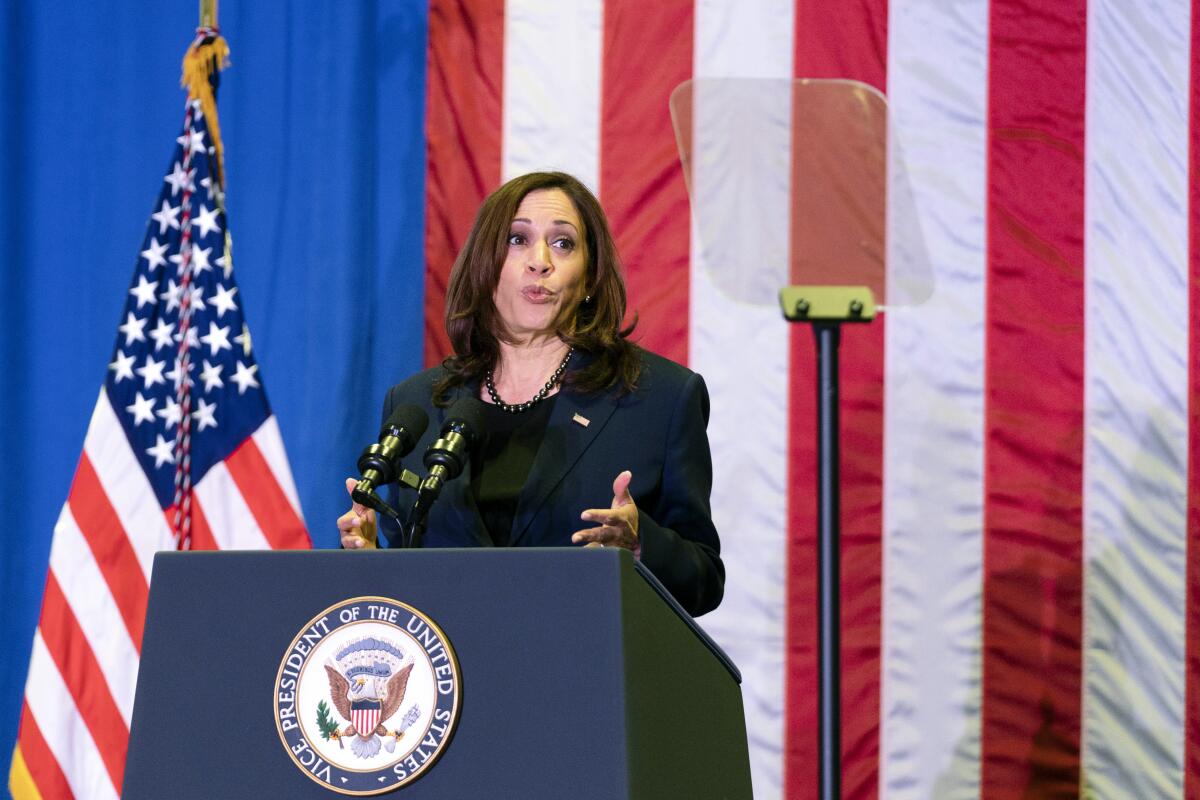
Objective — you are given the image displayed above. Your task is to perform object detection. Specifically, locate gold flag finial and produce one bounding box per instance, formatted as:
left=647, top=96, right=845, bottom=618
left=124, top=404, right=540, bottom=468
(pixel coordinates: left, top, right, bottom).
left=200, top=0, right=218, bottom=29
left=183, top=5, right=230, bottom=183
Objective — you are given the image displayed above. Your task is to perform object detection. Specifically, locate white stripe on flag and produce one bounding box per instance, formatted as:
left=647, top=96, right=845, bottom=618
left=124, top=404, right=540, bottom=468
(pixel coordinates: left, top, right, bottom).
left=23, top=631, right=121, bottom=800
left=49, top=505, right=140, bottom=726
left=880, top=2, right=989, bottom=798
left=84, top=389, right=175, bottom=579
left=1081, top=1, right=1193, bottom=796
left=193, top=460, right=272, bottom=550
left=252, top=416, right=305, bottom=521
left=502, top=0, right=602, bottom=191
left=691, top=3, right=794, bottom=798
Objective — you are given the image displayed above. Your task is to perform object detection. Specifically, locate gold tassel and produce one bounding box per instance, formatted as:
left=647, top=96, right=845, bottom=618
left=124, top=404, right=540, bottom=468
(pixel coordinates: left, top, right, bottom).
left=181, top=34, right=230, bottom=183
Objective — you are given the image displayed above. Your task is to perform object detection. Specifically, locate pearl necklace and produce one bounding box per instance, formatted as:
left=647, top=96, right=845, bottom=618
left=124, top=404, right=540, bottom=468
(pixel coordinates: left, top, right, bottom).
left=485, top=347, right=574, bottom=414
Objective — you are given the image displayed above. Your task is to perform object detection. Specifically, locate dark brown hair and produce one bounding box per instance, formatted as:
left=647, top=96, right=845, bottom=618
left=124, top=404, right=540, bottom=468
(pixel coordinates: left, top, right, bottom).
left=433, top=172, right=640, bottom=405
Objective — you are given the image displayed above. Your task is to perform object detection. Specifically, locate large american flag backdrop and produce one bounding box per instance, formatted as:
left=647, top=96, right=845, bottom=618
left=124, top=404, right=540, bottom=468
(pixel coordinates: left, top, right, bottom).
left=422, top=1, right=1199, bottom=798
left=6, top=2, right=1200, bottom=798
left=8, top=33, right=310, bottom=800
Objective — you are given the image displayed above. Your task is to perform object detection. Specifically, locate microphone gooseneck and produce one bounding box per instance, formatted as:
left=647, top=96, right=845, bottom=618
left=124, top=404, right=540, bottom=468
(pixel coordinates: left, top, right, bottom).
left=404, top=397, right=486, bottom=547
left=352, top=403, right=429, bottom=519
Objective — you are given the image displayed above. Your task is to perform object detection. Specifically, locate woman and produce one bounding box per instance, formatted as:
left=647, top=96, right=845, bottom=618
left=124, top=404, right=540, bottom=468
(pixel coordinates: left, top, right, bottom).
left=337, top=172, right=723, bottom=616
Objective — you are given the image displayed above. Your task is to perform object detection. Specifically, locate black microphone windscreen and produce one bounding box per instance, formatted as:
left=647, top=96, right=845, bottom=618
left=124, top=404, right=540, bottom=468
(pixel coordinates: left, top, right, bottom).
left=381, top=403, right=429, bottom=450
left=444, top=397, right=487, bottom=441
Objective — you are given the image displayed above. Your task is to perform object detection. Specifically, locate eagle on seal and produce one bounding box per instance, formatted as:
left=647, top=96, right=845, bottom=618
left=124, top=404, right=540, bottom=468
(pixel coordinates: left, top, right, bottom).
left=324, top=636, right=414, bottom=759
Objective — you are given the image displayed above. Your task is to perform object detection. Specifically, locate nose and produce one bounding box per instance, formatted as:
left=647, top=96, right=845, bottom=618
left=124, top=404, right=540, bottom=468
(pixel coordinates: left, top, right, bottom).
left=526, top=240, right=553, bottom=275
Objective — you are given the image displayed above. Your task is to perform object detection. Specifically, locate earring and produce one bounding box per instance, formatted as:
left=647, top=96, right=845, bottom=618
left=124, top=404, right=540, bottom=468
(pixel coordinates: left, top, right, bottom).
left=584, top=294, right=592, bottom=303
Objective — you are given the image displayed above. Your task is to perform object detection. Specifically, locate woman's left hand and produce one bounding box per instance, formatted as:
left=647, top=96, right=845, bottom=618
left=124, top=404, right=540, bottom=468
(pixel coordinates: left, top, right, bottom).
left=573, top=470, right=639, bottom=552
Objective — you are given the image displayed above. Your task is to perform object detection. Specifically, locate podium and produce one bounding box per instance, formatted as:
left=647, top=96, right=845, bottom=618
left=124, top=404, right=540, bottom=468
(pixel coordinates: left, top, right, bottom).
left=122, top=548, right=752, bottom=798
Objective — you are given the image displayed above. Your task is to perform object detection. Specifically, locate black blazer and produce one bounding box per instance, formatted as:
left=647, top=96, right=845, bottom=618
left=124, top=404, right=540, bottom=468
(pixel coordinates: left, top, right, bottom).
left=377, top=350, right=724, bottom=616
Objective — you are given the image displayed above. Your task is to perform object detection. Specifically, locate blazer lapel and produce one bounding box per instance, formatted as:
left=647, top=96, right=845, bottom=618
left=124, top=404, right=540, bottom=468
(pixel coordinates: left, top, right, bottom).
left=509, top=387, right=618, bottom=545
left=431, top=382, right=492, bottom=547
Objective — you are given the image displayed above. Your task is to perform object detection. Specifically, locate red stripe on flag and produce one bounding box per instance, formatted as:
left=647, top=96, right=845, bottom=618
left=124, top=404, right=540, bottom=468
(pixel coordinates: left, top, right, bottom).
left=37, top=573, right=128, bottom=792
left=599, top=0, right=693, bottom=364
left=1186, top=3, right=1200, bottom=795
left=423, top=0, right=505, bottom=366
left=223, top=437, right=309, bottom=549
left=983, top=2, right=1086, bottom=795
left=15, top=703, right=73, bottom=800
left=67, top=454, right=148, bottom=652
left=789, top=2, right=888, bottom=798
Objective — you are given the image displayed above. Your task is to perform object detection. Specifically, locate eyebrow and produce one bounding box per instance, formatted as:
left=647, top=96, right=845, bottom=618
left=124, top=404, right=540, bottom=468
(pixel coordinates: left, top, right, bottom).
left=511, top=217, right=580, bottom=232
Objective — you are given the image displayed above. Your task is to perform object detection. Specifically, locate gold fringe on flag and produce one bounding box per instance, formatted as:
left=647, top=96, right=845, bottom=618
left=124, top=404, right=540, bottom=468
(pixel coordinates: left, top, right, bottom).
left=181, top=31, right=230, bottom=184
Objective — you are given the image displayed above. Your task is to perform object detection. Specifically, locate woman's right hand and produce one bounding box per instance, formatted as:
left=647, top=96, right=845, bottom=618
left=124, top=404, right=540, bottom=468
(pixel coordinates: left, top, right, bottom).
left=338, top=477, right=378, bottom=549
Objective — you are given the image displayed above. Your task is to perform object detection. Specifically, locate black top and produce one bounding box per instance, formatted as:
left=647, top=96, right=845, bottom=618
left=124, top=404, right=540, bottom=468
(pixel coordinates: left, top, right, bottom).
left=470, top=394, right=558, bottom=547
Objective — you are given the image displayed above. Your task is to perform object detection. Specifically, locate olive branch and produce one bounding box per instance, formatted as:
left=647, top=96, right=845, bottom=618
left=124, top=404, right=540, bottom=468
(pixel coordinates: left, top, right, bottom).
left=316, top=700, right=341, bottom=745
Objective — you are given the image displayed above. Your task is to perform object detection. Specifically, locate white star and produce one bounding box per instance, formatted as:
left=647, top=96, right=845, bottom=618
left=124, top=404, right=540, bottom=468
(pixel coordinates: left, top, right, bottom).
left=173, top=324, right=200, bottom=351
left=109, top=350, right=136, bottom=383
left=234, top=323, right=252, bottom=356
left=177, top=127, right=206, bottom=155
left=209, top=284, right=238, bottom=318
left=136, top=355, right=166, bottom=389
left=157, top=395, right=182, bottom=429
left=192, top=398, right=218, bottom=431
left=186, top=284, right=206, bottom=312
left=118, top=312, right=147, bottom=345
left=200, top=321, right=231, bottom=355
left=231, top=360, right=260, bottom=394
left=149, top=318, right=174, bottom=351
left=129, top=275, right=159, bottom=309
left=215, top=249, right=231, bottom=279
left=151, top=200, right=181, bottom=234
left=160, top=279, right=183, bottom=313
left=190, top=245, right=212, bottom=274
left=192, top=205, right=220, bottom=239
left=125, top=392, right=156, bottom=426
left=146, top=434, right=175, bottom=468
left=141, top=238, right=168, bottom=271
left=199, top=359, right=224, bottom=392
left=163, top=161, right=195, bottom=196
left=166, top=356, right=195, bottom=390
left=170, top=244, right=212, bottom=276
left=189, top=128, right=207, bottom=154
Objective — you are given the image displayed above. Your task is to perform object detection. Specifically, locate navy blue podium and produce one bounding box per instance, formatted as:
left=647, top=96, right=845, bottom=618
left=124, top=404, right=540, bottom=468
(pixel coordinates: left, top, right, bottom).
left=122, top=548, right=752, bottom=799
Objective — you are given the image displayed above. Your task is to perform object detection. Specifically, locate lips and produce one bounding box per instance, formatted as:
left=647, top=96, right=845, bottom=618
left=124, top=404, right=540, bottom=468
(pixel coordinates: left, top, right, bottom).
left=521, top=285, right=557, bottom=303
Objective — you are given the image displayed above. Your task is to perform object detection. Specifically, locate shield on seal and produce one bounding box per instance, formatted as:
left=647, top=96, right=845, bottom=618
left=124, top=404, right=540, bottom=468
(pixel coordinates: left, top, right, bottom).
left=351, top=700, right=382, bottom=737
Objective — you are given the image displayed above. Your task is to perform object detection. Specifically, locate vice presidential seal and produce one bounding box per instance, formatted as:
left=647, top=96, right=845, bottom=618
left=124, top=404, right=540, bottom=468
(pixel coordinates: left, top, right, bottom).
left=274, top=596, right=461, bottom=795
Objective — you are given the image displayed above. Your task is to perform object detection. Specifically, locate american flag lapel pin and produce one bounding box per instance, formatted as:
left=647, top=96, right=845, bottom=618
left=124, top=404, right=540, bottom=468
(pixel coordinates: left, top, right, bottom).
left=572, top=412, right=590, bottom=427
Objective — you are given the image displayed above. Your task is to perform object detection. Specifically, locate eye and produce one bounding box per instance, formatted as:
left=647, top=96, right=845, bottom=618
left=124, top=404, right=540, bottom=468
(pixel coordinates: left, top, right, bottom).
left=507, top=232, right=526, bottom=246
left=552, top=236, right=575, bottom=251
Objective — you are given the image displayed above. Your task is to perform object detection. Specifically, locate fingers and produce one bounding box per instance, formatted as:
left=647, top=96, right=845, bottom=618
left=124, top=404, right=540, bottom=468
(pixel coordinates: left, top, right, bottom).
left=571, top=524, right=636, bottom=550
left=574, top=471, right=639, bottom=551
left=345, top=477, right=371, bottom=517
left=573, top=502, right=638, bottom=550
left=611, top=470, right=633, bottom=508
left=339, top=476, right=377, bottom=550
left=337, top=509, right=374, bottom=549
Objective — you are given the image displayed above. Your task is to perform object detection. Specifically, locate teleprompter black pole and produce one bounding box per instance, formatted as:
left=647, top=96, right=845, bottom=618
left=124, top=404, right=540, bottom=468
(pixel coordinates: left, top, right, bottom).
left=814, top=321, right=841, bottom=800
left=779, top=285, right=875, bottom=800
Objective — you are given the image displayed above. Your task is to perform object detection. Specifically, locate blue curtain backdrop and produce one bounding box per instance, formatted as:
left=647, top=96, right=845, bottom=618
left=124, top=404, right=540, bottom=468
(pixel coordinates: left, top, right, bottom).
left=0, top=0, right=430, bottom=781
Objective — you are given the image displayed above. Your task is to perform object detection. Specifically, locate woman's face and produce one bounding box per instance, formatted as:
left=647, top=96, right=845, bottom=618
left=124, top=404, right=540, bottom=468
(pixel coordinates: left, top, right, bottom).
left=493, top=188, right=588, bottom=344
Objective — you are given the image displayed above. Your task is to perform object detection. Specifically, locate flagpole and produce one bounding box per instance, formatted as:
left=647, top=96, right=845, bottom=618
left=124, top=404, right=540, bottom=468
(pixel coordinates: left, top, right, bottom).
left=200, top=0, right=218, bottom=28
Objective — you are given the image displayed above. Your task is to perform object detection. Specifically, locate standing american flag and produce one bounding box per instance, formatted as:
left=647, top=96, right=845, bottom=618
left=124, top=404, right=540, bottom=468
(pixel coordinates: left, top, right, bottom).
left=8, top=29, right=309, bottom=800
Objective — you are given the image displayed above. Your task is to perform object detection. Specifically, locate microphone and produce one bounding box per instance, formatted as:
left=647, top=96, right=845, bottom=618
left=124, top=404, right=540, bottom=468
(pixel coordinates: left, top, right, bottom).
left=351, top=403, right=429, bottom=515
left=405, top=397, right=486, bottom=545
